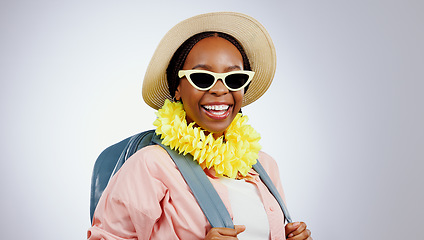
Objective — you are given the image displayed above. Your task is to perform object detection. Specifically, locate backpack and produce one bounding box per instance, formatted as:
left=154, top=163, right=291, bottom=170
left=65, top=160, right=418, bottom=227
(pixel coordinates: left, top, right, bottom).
left=90, top=130, right=292, bottom=228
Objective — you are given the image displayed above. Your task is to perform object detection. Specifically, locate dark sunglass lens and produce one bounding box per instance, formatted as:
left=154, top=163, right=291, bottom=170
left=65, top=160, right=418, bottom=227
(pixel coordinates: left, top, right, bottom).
left=225, top=74, right=249, bottom=89
left=190, top=73, right=215, bottom=89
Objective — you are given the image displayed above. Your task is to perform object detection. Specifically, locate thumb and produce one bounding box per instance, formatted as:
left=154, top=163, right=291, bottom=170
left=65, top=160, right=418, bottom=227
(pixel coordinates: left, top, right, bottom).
left=234, top=225, right=246, bottom=235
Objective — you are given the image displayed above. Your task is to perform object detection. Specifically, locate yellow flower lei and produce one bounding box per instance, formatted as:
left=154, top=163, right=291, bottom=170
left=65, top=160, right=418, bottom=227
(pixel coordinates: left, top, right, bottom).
left=153, top=99, right=261, bottom=178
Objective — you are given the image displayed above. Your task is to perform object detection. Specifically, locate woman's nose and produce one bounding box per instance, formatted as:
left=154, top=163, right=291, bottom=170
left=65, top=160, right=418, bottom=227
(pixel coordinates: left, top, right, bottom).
left=208, top=79, right=229, bottom=96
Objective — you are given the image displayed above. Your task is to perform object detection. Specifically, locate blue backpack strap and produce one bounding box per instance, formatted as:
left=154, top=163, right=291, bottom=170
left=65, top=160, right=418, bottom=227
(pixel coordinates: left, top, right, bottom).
left=151, top=134, right=234, bottom=229
left=253, top=161, right=293, bottom=223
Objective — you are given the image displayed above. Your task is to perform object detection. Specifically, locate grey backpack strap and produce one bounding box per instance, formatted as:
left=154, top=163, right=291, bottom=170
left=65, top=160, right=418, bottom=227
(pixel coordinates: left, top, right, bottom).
left=253, top=161, right=293, bottom=223
left=152, top=134, right=234, bottom=229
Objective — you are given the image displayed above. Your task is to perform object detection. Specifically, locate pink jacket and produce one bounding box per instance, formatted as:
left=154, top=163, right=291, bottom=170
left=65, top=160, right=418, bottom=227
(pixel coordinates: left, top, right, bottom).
left=88, top=145, right=287, bottom=240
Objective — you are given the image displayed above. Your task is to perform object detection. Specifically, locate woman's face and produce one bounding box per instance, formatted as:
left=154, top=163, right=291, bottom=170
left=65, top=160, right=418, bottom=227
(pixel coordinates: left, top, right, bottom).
left=174, top=36, right=245, bottom=138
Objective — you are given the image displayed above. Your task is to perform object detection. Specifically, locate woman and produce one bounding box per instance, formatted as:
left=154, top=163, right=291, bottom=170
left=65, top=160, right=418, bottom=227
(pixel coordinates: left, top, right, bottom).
left=88, top=12, right=312, bottom=240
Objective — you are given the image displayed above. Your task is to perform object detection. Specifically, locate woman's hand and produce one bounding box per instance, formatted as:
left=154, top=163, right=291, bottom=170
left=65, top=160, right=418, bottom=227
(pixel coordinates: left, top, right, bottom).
left=285, top=222, right=312, bottom=240
left=205, top=225, right=245, bottom=239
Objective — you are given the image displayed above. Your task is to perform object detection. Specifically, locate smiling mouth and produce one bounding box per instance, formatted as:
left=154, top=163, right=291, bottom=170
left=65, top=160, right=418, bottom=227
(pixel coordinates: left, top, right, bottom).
left=202, top=104, right=231, bottom=119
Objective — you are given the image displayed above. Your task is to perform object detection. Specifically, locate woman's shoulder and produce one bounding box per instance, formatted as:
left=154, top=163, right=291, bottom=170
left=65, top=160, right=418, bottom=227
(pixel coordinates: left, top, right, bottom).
left=117, top=145, right=177, bottom=178
left=130, top=144, right=169, bottom=160
left=133, top=144, right=168, bottom=156
left=103, top=145, right=177, bottom=199
left=257, top=151, right=279, bottom=171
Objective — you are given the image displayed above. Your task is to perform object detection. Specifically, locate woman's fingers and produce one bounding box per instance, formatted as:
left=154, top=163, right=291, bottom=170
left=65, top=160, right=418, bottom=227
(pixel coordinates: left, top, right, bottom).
left=289, top=229, right=311, bottom=240
left=205, top=225, right=246, bottom=239
left=285, top=222, right=301, bottom=237
left=285, top=222, right=312, bottom=240
left=234, top=225, right=246, bottom=235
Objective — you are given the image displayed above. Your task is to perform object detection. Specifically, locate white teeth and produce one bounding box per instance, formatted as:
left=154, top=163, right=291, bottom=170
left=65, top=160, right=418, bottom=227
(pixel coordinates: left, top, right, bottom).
left=203, top=105, right=229, bottom=111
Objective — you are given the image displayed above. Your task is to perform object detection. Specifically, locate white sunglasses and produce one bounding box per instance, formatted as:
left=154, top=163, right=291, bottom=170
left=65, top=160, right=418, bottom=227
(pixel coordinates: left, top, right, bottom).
left=178, top=69, right=255, bottom=91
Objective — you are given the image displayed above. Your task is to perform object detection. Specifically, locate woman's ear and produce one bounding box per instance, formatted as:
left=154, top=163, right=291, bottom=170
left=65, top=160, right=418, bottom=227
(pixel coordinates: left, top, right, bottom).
left=174, top=85, right=181, bottom=101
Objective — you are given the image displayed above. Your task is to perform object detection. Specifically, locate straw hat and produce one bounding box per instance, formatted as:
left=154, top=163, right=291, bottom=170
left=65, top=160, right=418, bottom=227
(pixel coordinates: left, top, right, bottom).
left=142, top=12, right=276, bottom=110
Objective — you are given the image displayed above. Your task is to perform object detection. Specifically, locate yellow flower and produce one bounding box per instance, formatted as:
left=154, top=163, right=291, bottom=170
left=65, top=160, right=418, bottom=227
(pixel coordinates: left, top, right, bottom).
left=154, top=99, right=261, bottom=178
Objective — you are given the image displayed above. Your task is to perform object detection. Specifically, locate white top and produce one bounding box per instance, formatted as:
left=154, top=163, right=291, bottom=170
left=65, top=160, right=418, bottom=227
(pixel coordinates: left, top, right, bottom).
left=219, top=177, right=270, bottom=240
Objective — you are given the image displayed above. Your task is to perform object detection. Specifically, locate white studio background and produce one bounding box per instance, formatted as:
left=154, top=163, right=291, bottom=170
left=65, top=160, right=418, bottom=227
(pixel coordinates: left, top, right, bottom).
left=1, top=0, right=423, bottom=239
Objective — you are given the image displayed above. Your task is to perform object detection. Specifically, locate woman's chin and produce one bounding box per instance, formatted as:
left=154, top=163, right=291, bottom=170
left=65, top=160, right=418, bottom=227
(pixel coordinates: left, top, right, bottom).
left=201, top=123, right=231, bottom=139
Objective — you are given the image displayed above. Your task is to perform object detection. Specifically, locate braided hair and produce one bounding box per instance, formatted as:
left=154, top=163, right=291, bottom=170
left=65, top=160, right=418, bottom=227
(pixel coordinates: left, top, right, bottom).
left=166, top=31, right=252, bottom=98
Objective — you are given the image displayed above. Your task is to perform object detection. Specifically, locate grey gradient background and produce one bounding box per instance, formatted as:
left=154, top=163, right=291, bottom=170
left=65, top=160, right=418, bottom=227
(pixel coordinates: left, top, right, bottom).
left=1, top=0, right=423, bottom=239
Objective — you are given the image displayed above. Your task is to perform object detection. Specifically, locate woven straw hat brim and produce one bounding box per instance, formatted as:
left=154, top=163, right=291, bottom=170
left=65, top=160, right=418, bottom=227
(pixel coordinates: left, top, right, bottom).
left=142, top=12, right=276, bottom=110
